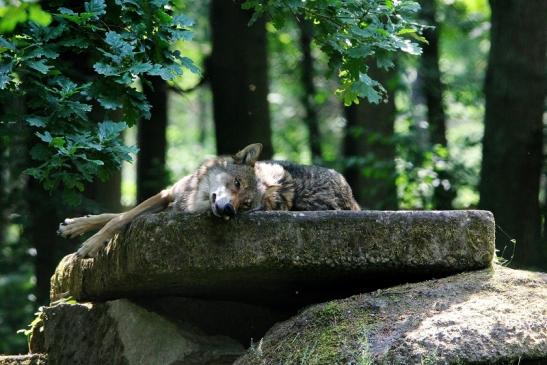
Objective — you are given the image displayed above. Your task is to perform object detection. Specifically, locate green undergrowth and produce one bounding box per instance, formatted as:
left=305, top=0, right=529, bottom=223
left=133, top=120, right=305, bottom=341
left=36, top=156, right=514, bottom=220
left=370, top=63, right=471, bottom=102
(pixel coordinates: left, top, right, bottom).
left=17, top=297, right=78, bottom=343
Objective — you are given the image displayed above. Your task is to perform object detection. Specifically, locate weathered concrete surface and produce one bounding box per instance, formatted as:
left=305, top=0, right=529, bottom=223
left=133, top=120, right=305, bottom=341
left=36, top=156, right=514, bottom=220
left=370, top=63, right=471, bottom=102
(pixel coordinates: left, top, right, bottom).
left=0, top=355, right=47, bottom=365
left=51, top=210, right=495, bottom=306
left=236, top=266, right=547, bottom=365
left=30, top=299, right=243, bottom=365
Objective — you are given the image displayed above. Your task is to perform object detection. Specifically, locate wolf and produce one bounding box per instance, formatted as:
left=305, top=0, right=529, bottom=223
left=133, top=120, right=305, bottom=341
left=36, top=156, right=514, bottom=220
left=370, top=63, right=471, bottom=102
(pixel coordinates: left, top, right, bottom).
left=58, top=143, right=360, bottom=257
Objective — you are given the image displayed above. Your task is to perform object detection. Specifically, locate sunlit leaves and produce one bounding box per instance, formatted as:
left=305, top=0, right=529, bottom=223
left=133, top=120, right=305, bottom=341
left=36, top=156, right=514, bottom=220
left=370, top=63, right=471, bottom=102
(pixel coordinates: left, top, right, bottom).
left=244, top=0, right=424, bottom=104
left=0, top=1, right=196, bottom=205
left=0, top=4, right=52, bottom=32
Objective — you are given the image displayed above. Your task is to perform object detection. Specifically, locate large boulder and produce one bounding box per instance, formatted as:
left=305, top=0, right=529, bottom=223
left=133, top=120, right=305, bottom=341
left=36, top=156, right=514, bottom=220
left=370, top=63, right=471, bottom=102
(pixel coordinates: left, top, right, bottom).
left=235, top=266, right=547, bottom=365
left=30, top=299, right=244, bottom=365
left=50, top=210, right=494, bottom=307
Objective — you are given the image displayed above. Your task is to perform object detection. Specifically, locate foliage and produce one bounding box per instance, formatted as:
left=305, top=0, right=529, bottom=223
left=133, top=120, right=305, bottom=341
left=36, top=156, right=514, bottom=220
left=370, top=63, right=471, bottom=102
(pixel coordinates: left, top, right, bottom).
left=0, top=0, right=198, bottom=205
left=0, top=225, right=35, bottom=354
left=16, top=297, right=77, bottom=341
left=243, top=0, right=425, bottom=105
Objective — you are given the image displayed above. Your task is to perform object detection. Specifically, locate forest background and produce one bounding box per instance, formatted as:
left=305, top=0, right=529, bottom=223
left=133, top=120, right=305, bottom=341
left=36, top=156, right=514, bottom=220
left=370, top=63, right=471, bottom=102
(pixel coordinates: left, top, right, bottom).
left=0, top=0, right=545, bottom=354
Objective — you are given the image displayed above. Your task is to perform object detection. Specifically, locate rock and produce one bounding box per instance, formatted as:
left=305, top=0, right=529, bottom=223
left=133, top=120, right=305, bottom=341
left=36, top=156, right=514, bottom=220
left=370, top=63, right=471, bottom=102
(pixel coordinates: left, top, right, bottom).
left=136, top=297, right=289, bottom=347
left=0, top=355, right=47, bottom=365
left=235, top=266, right=547, bottom=365
left=51, top=210, right=494, bottom=307
left=29, top=299, right=243, bottom=365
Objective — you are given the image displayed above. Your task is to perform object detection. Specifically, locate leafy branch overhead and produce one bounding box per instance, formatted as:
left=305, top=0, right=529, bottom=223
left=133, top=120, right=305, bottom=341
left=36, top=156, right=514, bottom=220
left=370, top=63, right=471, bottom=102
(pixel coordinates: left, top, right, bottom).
left=0, top=0, right=198, bottom=205
left=0, top=0, right=422, bottom=204
left=243, top=0, right=425, bottom=105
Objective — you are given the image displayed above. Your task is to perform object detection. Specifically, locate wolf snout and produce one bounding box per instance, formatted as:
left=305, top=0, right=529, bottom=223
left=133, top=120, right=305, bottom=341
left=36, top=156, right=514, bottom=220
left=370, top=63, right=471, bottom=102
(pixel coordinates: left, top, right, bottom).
left=214, top=196, right=236, bottom=218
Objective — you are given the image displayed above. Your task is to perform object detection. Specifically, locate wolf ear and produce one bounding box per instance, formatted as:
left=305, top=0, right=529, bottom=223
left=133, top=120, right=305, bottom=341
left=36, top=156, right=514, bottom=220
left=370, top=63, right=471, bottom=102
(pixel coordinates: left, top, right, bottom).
left=233, top=143, right=263, bottom=166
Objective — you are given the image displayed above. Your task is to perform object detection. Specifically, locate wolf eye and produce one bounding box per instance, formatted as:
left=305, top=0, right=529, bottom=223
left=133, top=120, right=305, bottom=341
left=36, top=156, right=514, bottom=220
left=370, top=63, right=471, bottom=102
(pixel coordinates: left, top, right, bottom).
left=234, top=178, right=241, bottom=189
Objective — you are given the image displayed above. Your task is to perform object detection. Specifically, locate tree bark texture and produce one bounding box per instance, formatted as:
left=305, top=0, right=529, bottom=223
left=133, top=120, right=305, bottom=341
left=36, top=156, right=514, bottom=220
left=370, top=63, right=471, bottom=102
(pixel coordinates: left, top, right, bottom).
left=479, top=0, right=546, bottom=268
left=137, top=76, right=169, bottom=203
left=419, top=0, right=455, bottom=209
left=343, top=66, right=398, bottom=210
left=298, top=20, right=322, bottom=164
left=210, top=0, right=273, bottom=158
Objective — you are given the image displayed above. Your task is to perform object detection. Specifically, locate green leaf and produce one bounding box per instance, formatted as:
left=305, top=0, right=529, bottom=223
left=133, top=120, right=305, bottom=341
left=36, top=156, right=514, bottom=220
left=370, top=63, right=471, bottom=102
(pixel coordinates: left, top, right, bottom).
left=98, top=121, right=127, bottom=141
left=180, top=56, right=200, bottom=74
left=24, top=167, right=44, bottom=180
left=156, top=10, right=172, bottom=24
left=93, top=62, right=118, bottom=76
left=399, top=39, right=422, bottom=55
left=376, top=55, right=394, bottom=70
left=151, top=0, right=169, bottom=7
left=172, top=14, right=194, bottom=27
left=0, top=37, right=15, bottom=51
left=85, top=0, right=107, bottom=17
left=51, top=137, right=65, bottom=148
left=58, top=7, right=77, bottom=15
left=168, top=28, right=193, bottom=41
left=25, top=116, right=47, bottom=127
left=0, top=6, right=28, bottom=33
left=0, top=62, right=13, bottom=89
left=0, top=74, right=9, bottom=89
left=58, top=8, right=84, bottom=24
left=59, top=37, right=90, bottom=49
left=347, top=45, right=374, bottom=58
left=97, top=96, right=122, bottom=110
left=66, top=101, right=93, bottom=120
left=352, top=73, right=384, bottom=104
left=104, top=31, right=134, bottom=57
left=28, top=4, right=52, bottom=26
left=129, top=62, right=153, bottom=74
left=397, top=1, right=421, bottom=14
left=147, top=63, right=183, bottom=80
left=36, top=131, right=52, bottom=143
left=25, top=47, right=59, bottom=60
left=26, top=60, right=51, bottom=74
left=397, top=28, right=417, bottom=36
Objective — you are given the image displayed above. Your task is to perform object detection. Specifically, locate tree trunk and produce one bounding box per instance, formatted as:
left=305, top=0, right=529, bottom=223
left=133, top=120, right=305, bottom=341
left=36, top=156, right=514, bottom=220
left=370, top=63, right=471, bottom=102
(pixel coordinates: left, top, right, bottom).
left=209, top=0, right=273, bottom=158
left=26, top=182, right=67, bottom=304
left=87, top=171, right=122, bottom=212
left=137, top=76, right=169, bottom=203
left=86, top=96, right=123, bottom=211
left=343, top=65, right=398, bottom=210
left=543, top=173, right=546, bottom=249
left=479, top=0, right=546, bottom=269
left=0, top=113, right=6, bottom=241
left=299, top=20, right=322, bottom=164
left=419, top=0, right=455, bottom=209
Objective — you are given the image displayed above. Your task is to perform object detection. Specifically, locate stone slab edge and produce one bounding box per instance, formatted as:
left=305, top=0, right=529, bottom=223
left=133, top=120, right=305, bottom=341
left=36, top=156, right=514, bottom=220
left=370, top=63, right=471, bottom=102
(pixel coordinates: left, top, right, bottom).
left=51, top=210, right=495, bottom=302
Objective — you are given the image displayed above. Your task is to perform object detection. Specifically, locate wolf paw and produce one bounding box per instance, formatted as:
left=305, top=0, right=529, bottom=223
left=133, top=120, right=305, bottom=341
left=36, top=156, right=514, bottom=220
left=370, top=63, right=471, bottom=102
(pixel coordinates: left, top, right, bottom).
left=57, top=216, right=93, bottom=239
left=76, top=233, right=110, bottom=258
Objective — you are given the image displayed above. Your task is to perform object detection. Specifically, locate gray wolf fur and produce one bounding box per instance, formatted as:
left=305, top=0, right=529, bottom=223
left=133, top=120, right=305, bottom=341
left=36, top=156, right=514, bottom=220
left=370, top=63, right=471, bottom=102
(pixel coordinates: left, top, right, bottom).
left=58, top=143, right=360, bottom=257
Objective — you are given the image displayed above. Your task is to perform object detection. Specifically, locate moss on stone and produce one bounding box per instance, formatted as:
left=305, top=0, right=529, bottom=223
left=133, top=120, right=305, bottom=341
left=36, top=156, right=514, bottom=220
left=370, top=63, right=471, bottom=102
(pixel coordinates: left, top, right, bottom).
left=243, top=300, right=374, bottom=365
left=236, top=266, right=547, bottom=365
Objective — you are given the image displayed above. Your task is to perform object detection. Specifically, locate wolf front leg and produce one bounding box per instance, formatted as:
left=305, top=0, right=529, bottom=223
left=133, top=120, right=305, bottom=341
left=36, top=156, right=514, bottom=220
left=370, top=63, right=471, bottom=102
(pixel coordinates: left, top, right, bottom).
left=77, top=189, right=173, bottom=258
left=58, top=213, right=118, bottom=239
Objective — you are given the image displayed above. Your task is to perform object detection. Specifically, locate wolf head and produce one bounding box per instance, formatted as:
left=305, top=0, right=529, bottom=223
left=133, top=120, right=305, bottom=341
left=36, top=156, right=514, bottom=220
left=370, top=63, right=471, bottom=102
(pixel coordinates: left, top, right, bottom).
left=204, top=143, right=263, bottom=219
